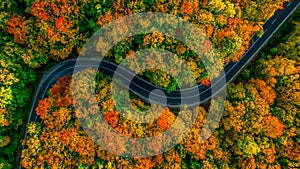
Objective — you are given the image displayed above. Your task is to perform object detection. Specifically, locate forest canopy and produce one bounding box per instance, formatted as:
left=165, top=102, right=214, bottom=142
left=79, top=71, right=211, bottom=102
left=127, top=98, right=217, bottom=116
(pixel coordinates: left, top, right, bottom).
left=22, top=19, right=300, bottom=167
left=0, top=0, right=296, bottom=168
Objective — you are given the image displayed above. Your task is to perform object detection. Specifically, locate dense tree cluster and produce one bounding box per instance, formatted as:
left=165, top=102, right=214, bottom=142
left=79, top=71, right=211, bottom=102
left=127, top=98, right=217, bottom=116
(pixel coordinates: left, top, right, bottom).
left=22, top=44, right=299, bottom=168
left=271, top=21, right=300, bottom=62
left=0, top=0, right=294, bottom=168
left=94, top=0, right=289, bottom=89
left=0, top=2, right=37, bottom=167
left=2, top=0, right=289, bottom=85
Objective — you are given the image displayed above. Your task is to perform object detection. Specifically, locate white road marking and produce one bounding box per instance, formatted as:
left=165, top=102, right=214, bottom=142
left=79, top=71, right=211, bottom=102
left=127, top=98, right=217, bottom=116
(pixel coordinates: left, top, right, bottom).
left=272, top=18, right=277, bottom=24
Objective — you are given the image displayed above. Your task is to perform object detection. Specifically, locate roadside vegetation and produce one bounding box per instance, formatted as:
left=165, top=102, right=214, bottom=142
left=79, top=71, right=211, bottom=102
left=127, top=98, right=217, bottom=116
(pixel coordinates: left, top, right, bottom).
left=0, top=0, right=295, bottom=168
left=22, top=14, right=300, bottom=168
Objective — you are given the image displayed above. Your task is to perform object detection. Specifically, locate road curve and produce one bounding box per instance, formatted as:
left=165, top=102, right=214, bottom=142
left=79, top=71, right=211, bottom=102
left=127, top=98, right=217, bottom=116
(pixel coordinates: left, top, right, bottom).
left=19, top=0, right=299, bottom=168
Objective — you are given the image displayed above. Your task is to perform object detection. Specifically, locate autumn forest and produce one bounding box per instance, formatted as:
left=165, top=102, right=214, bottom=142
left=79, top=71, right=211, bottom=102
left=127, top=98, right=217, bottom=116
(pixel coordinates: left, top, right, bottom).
left=0, top=0, right=299, bottom=168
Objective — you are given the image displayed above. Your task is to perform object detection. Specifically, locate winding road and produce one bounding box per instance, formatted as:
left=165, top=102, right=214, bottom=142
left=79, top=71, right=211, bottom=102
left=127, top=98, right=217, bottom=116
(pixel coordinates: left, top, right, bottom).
left=19, top=0, right=299, bottom=168
left=29, top=0, right=299, bottom=122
